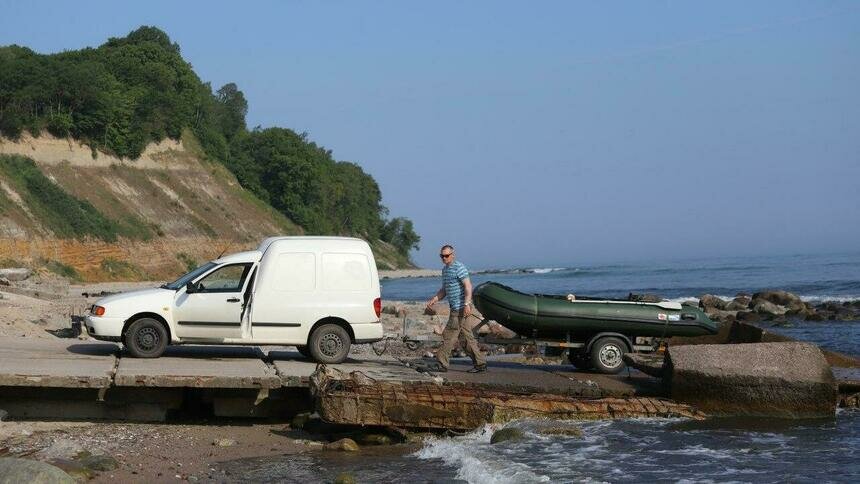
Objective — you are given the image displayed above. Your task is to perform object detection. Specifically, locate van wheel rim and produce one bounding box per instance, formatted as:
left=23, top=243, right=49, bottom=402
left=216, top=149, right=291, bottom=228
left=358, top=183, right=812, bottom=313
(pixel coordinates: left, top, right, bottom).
left=319, top=333, right=344, bottom=358
left=599, top=344, right=622, bottom=368
left=137, top=327, right=159, bottom=351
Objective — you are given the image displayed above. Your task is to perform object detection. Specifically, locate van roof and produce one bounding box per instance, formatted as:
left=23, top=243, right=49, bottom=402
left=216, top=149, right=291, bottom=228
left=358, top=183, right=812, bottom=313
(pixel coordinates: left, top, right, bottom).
left=257, top=236, right=367, bottom=253
left=214, top=250, right=263, bottom=264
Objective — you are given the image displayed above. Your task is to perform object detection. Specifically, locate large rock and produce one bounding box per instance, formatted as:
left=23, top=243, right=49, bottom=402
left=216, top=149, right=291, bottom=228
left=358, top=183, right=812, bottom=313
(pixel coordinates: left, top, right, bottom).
left=726, top=295, right=752, bottom=311
left=752, top=290, right=804, bottom=309
left=0, top=458, right=75, bottom=484
left=698, top=294, right=728, bottom=311
left=666, top=342, right=837, bottom=418
left=0, top=268, right=31, bottom=282
left=752, top=300, right=787, bottom=317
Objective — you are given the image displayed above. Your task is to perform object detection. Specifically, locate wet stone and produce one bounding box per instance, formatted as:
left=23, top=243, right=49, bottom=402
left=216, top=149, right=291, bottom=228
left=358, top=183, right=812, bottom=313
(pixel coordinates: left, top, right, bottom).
left=324, top=438, right=360, bottom=452
left=78, top=454, right=119, bottom=471
left=490, top=427, right=525, bottom=444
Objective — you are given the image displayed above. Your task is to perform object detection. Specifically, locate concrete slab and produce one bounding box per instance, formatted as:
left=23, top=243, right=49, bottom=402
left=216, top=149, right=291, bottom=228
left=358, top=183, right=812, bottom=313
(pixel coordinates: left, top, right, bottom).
left=114, top=346, right=280, bottom=389
left=269, top=350, right=434, bottom=387
left=0, top=336, right=117, bottom=388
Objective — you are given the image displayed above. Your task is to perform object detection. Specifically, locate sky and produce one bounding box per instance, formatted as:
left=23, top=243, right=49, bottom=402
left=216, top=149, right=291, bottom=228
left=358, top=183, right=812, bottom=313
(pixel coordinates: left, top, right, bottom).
left=2, top=1, right=858, bottom=269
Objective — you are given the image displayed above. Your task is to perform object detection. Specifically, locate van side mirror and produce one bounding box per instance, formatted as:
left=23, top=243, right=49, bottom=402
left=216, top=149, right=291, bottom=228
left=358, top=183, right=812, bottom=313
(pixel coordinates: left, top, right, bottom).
left=186, top=281, right=198, bottom=294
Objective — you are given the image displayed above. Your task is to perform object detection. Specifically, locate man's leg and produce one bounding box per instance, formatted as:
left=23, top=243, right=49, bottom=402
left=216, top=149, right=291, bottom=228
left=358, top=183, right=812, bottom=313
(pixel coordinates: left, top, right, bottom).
left=459, top=312, right=487, bottom=367
left=436, top=312, right=460, bottom=369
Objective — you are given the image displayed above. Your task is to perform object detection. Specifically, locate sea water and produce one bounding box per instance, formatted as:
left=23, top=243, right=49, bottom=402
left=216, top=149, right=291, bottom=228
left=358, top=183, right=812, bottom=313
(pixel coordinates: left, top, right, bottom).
left=221, top=252, right=859, bottom=483
left=380, top=252, right=860, bottom=303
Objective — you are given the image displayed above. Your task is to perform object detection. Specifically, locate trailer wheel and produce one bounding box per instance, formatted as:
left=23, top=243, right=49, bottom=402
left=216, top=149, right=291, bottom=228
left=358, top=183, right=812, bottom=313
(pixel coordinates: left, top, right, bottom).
left=309, top=324, right=351, bottom=364
left=124, top=318, right=168, bottom=358
left=589, top=337, right=627, bottom=374
left=295, top=345, right=312, bottom=359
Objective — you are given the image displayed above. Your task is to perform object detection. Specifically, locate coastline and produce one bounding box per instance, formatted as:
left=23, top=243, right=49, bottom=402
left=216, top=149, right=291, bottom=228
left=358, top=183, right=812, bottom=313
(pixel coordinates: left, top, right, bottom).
left=378, top=268, right=439, bottom=279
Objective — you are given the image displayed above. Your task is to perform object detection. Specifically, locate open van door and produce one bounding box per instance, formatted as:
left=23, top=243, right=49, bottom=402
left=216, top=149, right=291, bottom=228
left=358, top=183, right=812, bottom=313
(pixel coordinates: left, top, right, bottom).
left=174, top=263, right=253, bottom=340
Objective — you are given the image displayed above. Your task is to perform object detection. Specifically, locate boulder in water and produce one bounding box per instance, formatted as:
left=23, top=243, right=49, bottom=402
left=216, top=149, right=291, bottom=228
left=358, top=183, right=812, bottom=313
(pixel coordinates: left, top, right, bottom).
left=324, top=438, right=360, bottom=452
left=334, top=472, right=357, bottom=484
left=666, top=342, right=837, bottom=418
left=0, top=458, right=75, bottom=484
left=491, top=427, right=526, bottom=444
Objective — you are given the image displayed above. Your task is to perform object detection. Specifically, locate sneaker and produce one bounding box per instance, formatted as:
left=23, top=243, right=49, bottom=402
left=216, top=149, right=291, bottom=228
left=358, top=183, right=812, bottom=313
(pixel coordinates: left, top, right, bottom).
left=467, top=364, right=487, bottom=373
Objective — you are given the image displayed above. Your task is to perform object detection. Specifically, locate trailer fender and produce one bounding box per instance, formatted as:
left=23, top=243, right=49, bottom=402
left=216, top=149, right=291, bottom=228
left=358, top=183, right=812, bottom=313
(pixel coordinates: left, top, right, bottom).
left=585, top=333, right=633, bottom=354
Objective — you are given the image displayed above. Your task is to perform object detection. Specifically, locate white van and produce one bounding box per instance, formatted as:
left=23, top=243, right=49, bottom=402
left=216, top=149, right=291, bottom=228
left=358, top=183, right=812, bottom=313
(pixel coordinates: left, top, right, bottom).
left=84, top=236, right=383, bottom=363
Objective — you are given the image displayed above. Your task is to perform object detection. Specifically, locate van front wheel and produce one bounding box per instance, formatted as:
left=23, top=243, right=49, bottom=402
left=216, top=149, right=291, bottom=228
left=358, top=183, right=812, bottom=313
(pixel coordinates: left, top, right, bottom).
left=309, top=324, right=351, bottom=364
left=295, top=345, right=312, bottom=359
left=124, top=318, right=168, bottom=358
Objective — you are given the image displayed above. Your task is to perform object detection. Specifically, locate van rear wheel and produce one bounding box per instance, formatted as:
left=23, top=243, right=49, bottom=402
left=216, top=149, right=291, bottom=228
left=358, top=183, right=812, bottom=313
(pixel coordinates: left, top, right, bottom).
left=309, top=324, right=351, bottom=364
left=124, top=318, right=168, bottom=358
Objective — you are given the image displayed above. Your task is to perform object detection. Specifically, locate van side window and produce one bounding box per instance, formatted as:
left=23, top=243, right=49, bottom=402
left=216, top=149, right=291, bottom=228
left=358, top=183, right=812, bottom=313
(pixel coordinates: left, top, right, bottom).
left=197, top=264, right=252, bottom=292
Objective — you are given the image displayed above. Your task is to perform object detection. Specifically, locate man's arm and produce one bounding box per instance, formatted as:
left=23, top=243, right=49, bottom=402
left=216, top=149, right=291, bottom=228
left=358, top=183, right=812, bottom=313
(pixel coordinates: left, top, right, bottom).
left=462, top=277, right=473, bottom=315
left=427, top=286, right=446, bottom=308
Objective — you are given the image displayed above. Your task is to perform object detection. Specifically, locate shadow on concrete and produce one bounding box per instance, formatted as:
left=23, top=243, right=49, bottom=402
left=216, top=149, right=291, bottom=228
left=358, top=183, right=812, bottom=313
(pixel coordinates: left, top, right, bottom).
left=66, top=343, right=120, bottom=356
left=267, top=350, right=309, bottom=362
left=161, top=345, right=264, bottom=359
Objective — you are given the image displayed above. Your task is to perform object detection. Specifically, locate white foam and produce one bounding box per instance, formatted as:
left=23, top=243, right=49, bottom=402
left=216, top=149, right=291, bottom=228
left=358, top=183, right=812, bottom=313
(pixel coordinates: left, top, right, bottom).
left=799, top=294, right=860, bottom=303
left=414, top=425, right=551, bottom=484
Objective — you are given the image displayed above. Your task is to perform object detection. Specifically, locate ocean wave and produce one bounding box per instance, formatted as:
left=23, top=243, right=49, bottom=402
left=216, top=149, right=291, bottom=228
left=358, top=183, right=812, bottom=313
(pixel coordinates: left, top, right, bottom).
left=478, top=267, right=572, bottom=275
left=662, top=294, right=860, bottom=305
left=414, top=425, right=551, bottom=484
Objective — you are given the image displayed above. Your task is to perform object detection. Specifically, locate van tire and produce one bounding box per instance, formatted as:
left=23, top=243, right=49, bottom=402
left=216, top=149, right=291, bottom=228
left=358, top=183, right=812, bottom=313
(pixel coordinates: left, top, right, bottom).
left=296, top=345, right=312, bottom=359
left=124, top=318, right=168, bottom=358
left=309, top=324, right=351, bottom=364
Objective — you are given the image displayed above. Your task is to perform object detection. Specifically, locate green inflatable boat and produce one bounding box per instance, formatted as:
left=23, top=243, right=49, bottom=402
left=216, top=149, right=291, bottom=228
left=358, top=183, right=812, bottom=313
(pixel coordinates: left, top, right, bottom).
left=473, top=282, right=718, bottom=341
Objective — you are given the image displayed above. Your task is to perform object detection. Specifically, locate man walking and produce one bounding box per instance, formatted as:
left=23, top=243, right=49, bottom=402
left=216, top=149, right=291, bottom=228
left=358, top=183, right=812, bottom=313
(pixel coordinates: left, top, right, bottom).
left=426, top=244, right=487, bottom=373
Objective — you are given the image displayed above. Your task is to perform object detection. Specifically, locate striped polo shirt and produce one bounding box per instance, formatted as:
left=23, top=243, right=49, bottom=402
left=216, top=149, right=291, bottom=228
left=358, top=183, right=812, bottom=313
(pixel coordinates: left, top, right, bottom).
left=442, top=260, right=470, bottom=310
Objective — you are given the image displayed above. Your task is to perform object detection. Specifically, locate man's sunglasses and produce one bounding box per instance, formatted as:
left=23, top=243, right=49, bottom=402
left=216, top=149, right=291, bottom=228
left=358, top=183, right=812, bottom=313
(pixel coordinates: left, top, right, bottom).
left=440, top=253, right=453, bottom=258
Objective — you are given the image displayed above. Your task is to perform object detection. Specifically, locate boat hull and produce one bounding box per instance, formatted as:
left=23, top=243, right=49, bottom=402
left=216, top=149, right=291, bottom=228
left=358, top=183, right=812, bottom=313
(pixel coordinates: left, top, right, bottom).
left=473, top=282, right=718, bottom=340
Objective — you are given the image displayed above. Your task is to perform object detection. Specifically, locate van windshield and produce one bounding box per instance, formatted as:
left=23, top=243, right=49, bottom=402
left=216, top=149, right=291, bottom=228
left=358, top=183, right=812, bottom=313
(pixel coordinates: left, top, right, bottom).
left=161, top=262, right=217, bottom=290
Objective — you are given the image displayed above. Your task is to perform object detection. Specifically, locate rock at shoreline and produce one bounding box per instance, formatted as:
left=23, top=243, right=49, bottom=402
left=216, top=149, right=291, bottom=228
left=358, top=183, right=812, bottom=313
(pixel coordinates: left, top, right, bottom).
left=334, top=472, right=357, bottom=484
left=627, top=293, right=663, bottom=303
left=666, top=342, right=837, bottom=418
left=726, top=295, right=752, bottom=311
left=752, top=290, right=805, bottom=310
left=490, top=427, right=525, bottom=444
left=324, top=438, right=360, bottom=452
left=752, top=300, right=787, bottom=317
left=0, top=458, right=75, bottom=484
left=735, top=311, right=762, bottom=323
left=698, top=294, right=728, bottom=311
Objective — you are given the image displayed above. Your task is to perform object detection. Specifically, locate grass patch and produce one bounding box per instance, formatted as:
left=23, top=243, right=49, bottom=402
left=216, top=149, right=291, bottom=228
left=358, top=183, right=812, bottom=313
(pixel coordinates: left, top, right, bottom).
left=0, top=258, right=22, bottom=268
left=44, top=259, right=81, bottom=281
left=0, top=155, right=152, bottom=242
left=100, top=258, right=147, bottom=280
left=176, top=252, right=198, bottom=272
